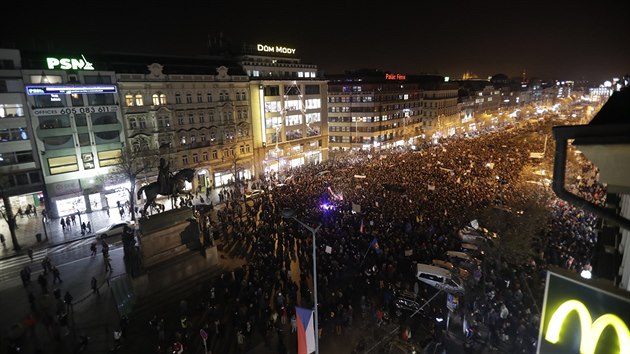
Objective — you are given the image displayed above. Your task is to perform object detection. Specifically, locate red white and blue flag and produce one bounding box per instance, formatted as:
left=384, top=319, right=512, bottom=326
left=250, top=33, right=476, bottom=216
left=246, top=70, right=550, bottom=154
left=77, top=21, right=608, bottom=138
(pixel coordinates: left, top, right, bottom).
left=296, top=306, right=316, bottom=354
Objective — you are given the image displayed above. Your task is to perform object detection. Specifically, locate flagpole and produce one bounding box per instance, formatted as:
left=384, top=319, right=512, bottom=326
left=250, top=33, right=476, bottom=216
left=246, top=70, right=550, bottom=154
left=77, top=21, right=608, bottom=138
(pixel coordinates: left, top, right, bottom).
left=360, top=242, right=372, bottom=267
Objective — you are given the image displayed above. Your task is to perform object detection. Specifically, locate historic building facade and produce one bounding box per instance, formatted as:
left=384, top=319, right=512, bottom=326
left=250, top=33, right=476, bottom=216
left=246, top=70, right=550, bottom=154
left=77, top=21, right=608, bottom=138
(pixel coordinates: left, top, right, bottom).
left=115, top=56, right=253, bottom=195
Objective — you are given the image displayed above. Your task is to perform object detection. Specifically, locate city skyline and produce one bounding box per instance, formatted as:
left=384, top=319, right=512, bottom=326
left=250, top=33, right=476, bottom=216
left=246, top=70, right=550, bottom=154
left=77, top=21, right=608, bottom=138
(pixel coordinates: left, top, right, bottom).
left=2, top=0, right=628, bottom=84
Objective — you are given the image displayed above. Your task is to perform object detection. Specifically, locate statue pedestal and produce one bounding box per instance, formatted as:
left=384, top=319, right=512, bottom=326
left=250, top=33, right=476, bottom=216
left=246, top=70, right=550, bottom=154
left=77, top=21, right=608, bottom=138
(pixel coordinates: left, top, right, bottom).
left=130, top=207, right=219, bottom=299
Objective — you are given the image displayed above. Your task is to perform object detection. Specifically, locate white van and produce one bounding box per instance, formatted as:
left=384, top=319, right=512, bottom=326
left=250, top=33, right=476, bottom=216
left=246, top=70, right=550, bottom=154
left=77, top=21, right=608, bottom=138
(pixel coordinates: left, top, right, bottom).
left=416, top=264, right=465, bottom=294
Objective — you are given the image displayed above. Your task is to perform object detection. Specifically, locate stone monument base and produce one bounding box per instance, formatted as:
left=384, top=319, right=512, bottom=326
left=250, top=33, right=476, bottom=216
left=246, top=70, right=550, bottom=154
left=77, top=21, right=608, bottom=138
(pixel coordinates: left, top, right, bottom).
left=130, top=207, right=220, bottom=299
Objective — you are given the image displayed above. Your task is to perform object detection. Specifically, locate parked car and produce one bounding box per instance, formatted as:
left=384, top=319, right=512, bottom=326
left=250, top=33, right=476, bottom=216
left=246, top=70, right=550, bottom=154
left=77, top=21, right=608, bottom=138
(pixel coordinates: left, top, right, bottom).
left=245, top=189, right=264, bottom=200
left=95, top=221, right=134, bottom=240
left=416, top=264, right=465, bottom=294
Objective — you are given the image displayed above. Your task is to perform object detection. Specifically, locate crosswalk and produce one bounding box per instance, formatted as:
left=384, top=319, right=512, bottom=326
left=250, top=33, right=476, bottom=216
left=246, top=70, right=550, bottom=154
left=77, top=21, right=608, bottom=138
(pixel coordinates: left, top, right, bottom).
left=0, top=237, right=117, bottom=284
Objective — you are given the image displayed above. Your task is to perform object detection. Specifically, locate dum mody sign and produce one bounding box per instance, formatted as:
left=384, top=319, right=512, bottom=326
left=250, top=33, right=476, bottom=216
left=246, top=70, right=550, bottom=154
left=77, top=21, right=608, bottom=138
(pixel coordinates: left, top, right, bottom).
left=256, top=44, right=296, bottom=54
left=46, top=55, right=94, bottom=70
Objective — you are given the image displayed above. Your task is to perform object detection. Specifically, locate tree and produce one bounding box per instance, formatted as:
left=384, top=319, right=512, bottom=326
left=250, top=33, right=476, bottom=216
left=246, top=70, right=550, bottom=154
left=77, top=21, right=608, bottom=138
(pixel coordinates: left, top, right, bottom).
left=0, top=176, right=21, bottom=251
left=478, top=178, right=552, bottom=269
left=109, top=145, right=156, bottom=221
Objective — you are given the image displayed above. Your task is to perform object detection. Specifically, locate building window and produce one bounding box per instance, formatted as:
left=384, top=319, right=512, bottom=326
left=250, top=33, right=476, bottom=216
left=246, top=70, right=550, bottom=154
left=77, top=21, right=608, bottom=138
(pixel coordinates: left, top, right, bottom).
left=177, top=113, right=184, bottom=125
left=152, top=94, right=160, bottom=105
left=188, top=114, right=194, bottom=124
left=199, top=112, right=205, bottom=123
left=129, top=118, right=137, bottom=129
left=219, top=92, right=225, bottom=102
left=200, top=134, right=206, bottom=142
left=197, top=93, right=203, bottom=103
left=125, top=94, right=133, bottom=106
left=158, top=115, right=170, bottom=128
left=202, top=151, right=208, bottom=161
left=212, top=150, right=218, bottom=159
left=240, top=145, right=245, bottom=154
left=209, top=112, right=214, bottom=123
left=138, top=117, right=147, bottom=128
left=48, top=155, right=79, bottom=175
left=134, top=94, right=144, bottom=106
left=159, top=94, right=167, bottom=105
left=186, top=93, right=192, bottom=103
left=97, top=149, right=122, bottom=167
left=180, top=135, right=186, bottom=145
left=207, top=93, right=212, bottom=102
left=246, top=144, right=251, bottom=153
left=192, top=154, right=199, bottom=163
left=182, top=155, right=188, bottom=165
left=175, top=93, right=182, bottom=104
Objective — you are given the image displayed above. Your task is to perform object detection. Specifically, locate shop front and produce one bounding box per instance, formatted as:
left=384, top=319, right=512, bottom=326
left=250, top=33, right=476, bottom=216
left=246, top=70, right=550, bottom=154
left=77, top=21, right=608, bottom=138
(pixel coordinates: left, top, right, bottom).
left=196, top=169, right=211, bottom=191
left=213, top=169, right=252, bottom=188
left=104, top=182, right=131, bottom=210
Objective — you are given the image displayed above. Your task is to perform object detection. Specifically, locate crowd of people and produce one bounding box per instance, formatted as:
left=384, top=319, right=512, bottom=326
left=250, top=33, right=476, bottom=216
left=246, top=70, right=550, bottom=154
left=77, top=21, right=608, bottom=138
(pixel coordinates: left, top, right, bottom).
left=145, top=116, right=605, bottom=354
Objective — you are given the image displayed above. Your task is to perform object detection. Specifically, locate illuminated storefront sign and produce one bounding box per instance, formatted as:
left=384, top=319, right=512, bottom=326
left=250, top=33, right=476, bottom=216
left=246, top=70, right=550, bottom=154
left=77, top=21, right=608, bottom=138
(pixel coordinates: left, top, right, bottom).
left=26, top=85, right=117, bottom=95
left=46, top=55, right=94, bottom=70
left=537, top=268, right=630, bottom=354
left=32, top=106, right=118, bottom=116
left=544, top=300, right=630, bottom=354
left=385, top=73, right=406, bottom=80
left=256, top=44, right=296, bottom=54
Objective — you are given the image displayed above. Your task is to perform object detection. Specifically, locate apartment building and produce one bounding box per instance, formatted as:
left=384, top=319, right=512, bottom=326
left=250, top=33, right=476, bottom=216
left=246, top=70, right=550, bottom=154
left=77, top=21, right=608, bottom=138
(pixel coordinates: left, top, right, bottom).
left=0, top=49, right=44, bottom=219
left=239, top=43, right=327, bottom=177
left=327, top=71, right=424, bottom=151
left=20, top=51, right=124, bottom=218
left=114, top=54, right=253, bottom=192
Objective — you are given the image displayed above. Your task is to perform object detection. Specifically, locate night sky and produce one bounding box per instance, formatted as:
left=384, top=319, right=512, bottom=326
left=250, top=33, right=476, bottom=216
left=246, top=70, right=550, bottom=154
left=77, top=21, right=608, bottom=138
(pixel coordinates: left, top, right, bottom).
left=2, top=0, right=628, bottom=84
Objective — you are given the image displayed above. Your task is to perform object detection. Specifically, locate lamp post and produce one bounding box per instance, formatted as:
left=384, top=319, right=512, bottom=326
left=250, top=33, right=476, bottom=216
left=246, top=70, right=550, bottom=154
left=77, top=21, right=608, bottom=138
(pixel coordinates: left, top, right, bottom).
left=281, top=208, right=321, bottom=354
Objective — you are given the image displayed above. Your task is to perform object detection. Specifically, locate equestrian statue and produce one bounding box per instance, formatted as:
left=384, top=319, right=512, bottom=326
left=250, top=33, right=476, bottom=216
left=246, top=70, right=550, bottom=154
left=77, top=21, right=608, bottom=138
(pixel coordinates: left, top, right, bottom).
left=137, top=158, right=196, bottom=216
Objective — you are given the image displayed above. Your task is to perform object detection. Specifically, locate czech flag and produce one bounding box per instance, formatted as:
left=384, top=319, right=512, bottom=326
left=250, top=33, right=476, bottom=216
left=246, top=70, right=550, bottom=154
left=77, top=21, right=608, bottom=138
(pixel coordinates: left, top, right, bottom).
left=296, top=306, right=316, bottom=354
left=371, top=237, right=381, bottom=254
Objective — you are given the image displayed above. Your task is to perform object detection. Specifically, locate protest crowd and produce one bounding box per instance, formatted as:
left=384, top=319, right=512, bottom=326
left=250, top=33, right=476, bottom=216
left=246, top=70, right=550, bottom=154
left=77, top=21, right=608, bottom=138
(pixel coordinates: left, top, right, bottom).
left=145, top=118, right=602, bottom=354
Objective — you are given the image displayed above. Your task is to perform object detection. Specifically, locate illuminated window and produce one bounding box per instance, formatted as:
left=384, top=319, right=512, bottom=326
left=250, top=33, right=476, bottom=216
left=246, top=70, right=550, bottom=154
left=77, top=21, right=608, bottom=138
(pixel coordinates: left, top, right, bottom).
left=125, top=94, right=133, bottom=106
left=152, top=94, right=160, bottom=105
left=134, top=94, right=144, bottom=106
left=159, top=94, right=167, bottom=105
left=97, top=149, right=121, bottom=167
left=48, top=155, right=78, bottom=175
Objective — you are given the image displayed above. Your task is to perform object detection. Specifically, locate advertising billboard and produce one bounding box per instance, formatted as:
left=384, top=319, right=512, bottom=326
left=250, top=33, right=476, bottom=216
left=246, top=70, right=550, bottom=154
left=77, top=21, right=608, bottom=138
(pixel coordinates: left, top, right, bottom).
left=537, top=267, right=630, bottom=354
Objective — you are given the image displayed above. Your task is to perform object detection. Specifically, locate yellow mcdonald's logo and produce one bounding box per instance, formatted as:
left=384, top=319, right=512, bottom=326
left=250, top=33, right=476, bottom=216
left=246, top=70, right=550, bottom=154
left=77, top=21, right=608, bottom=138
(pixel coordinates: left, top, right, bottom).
left=544, top=299, right=630, bottom=354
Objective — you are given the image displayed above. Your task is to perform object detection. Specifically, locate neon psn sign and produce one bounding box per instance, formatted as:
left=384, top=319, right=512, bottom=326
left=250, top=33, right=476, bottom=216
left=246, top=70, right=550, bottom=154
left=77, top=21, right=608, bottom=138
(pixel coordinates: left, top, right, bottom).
left=46, top=55, right=94, bottom=70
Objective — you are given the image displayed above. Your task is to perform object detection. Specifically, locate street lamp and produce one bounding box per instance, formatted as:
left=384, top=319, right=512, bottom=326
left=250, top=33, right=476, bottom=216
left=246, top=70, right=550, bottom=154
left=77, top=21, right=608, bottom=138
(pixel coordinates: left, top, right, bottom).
left=281, top=208, right=321, bottom=354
